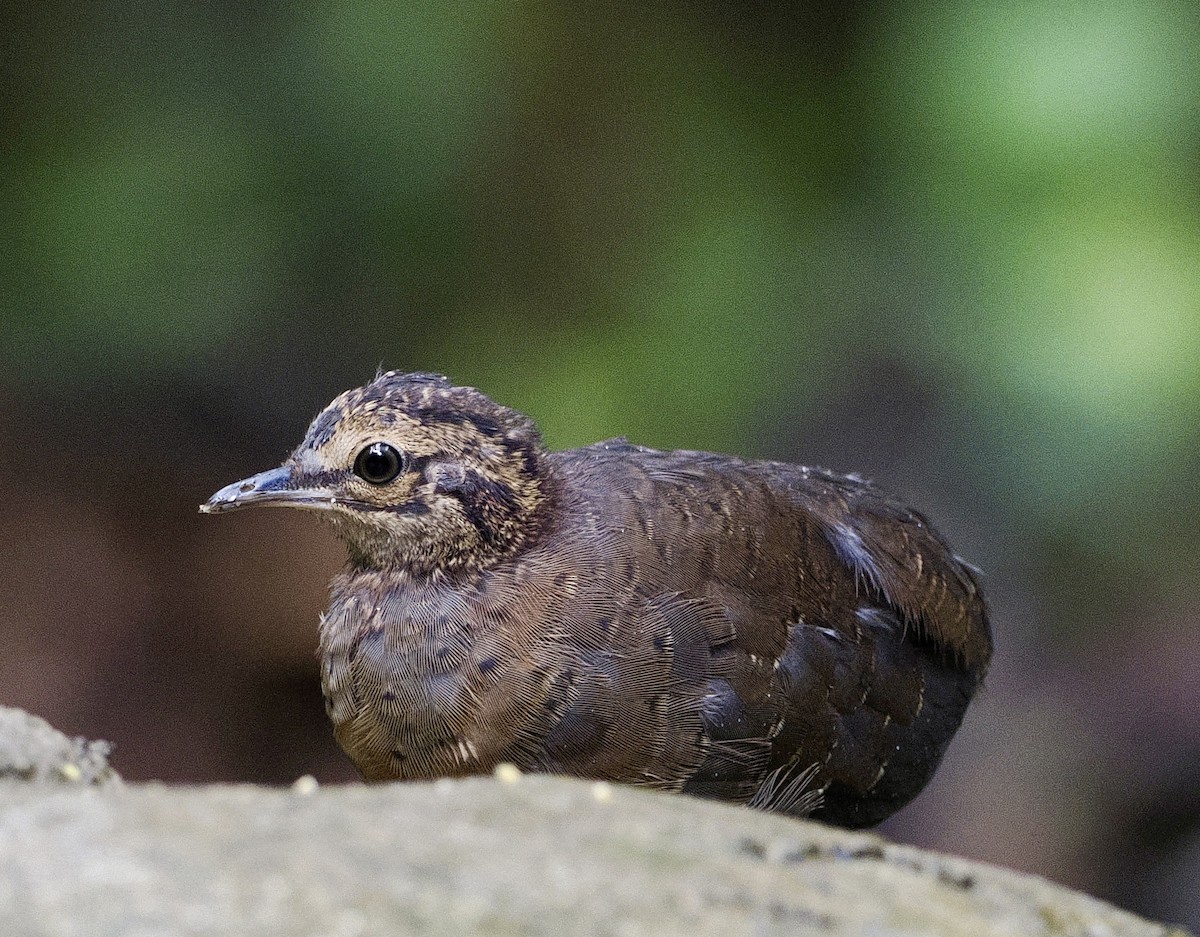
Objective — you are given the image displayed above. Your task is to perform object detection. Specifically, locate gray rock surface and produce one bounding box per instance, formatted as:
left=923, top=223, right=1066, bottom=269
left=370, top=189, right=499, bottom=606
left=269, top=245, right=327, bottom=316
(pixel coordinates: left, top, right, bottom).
left=0, top=707, right=118, bottom=787
left=0, top=707, right=1190, bottom=937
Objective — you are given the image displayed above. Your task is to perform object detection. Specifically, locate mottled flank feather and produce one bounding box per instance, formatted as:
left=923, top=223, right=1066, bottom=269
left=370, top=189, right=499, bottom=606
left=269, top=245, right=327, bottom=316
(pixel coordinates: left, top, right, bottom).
left=204, top=371, right=993, bottom=828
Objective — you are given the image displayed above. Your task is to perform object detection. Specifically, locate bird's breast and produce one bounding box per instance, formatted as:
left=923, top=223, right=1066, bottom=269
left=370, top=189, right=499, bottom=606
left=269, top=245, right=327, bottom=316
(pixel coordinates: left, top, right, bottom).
left=319, top=574, right=481, bottom=780
left=317, top=565, right=572, bottom=782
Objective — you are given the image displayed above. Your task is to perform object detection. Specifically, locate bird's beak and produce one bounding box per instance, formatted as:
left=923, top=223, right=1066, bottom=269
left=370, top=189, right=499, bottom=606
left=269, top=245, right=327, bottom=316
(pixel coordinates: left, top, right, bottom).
left=200, top=466, right=335, bottom=515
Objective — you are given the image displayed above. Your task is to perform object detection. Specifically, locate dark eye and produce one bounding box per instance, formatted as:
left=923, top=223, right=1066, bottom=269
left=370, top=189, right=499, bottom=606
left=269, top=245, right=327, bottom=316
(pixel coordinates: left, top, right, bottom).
left=353, top=442, right=404, bottom=485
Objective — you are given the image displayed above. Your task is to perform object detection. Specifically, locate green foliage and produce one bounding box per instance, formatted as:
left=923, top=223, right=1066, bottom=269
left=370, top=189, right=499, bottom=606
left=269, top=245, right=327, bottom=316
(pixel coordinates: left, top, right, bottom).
left=4, top=0, right=1198, bottom=633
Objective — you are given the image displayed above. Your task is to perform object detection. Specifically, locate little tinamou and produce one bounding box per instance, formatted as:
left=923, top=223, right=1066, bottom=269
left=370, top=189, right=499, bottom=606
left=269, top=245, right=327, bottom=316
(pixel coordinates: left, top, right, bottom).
left=202, top=371, right=992, bottom=828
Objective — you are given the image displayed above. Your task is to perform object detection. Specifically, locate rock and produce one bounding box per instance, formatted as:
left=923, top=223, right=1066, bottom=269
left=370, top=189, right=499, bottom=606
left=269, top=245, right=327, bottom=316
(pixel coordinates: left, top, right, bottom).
left=0, top=707, right=1189, bottom=937
left=0, top=706, right=118, bottom=787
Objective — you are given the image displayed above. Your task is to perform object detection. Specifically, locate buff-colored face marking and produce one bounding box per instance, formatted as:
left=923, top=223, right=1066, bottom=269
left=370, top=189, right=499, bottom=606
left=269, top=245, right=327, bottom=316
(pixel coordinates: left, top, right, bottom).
left=203, top=371, right=548, bottom=572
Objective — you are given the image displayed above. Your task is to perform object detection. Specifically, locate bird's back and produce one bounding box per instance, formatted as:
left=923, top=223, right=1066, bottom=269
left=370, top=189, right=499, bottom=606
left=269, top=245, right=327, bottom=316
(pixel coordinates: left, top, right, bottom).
left=534, top=440, right=990, bottom=825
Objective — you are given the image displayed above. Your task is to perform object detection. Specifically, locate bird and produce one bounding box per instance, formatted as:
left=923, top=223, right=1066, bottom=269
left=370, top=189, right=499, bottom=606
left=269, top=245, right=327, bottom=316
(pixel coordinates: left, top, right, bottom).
left=202, top=371, right=992, bottom=828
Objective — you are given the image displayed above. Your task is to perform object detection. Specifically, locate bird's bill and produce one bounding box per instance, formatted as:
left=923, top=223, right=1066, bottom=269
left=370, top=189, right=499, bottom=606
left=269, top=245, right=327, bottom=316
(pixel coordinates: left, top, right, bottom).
left=200, top=466, right=336, bottom=514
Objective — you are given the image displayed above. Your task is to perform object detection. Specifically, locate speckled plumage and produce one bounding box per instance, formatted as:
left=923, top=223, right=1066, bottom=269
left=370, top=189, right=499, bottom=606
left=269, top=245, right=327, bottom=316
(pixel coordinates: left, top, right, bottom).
left=203, top=372, right=992, bottom=828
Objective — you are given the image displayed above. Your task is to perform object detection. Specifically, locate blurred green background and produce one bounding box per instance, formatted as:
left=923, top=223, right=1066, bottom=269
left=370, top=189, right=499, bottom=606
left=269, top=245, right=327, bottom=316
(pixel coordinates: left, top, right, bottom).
left=3, top=0, right=1198, bottom=927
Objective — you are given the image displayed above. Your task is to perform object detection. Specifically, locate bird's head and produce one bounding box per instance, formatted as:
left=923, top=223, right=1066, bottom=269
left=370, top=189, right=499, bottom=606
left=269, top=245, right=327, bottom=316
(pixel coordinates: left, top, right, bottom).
left=201, top=372, right=550, bottom=573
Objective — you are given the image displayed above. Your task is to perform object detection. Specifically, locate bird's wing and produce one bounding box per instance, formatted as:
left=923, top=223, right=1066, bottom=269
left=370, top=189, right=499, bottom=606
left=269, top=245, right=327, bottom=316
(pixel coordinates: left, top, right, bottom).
left=537, top=446, right=991, bottom=825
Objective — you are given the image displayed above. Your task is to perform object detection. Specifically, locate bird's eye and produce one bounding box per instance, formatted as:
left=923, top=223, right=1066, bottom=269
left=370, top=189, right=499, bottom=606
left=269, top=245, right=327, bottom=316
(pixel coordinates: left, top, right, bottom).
left=353, top=442, right=405, bottom=485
